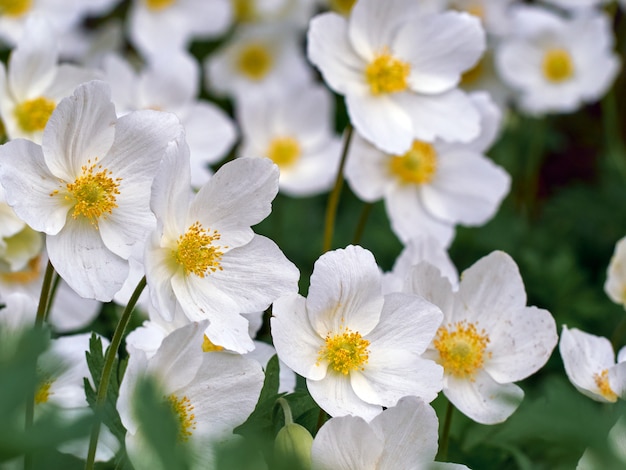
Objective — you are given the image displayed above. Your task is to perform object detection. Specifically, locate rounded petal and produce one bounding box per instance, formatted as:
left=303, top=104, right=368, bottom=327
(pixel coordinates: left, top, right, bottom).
left=307, top=372, right=382, bottom=420
left=344, top=132, right=391, bottom=202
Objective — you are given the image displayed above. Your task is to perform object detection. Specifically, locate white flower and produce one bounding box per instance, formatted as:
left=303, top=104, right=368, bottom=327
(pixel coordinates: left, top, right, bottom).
left=231, top=0, right=316, bottom=29
left=409, top=251, right=558, bottom=424
left=605, top=235, right=626, bottom=308
left=311, top=396, right=469, bottom=470
left=0, top=15, right=99, bottom=143
left=307, top=0, right=485, bottom=154
left=495, top=5, right=620, bottom=115
left=238, top=83, right=342, bottom=197
left=0, top=80, right=183, bottom=301
left=271, top=245, right=443, bottom=420
left=559, top=326, right=626, bottom=403
left=118, top=321, right=264, bottom=469
left=145, top=135, right=299, bottom=353
left=345, top=92, right=510, bottom=246
left=446, top=0, right=515, bottom=37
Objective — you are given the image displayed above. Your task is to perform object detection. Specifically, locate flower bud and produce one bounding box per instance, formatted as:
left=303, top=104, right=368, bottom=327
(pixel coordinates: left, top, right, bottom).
left=274, top=422, right=313, bottom=470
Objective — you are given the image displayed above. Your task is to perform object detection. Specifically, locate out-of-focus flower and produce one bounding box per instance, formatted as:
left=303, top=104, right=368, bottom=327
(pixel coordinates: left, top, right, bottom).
left=605, top=235, right=626, bottom=308
left=495, top=5, right=620, bottom=115
left=409, top=251, right=558, bottom=424
left=311, top=396, right=469, bottom=469
left=0, top=80, right=183, bottom=301
left=238, top=83, right=341, bottom=197
left=447, top=0, right=514, bottom=37
left=345, top=92, right=509, bottom=247
left=560, top=326, right=626, bottom=403
left=231, top=0, right=316, bottom=29
left=307, top=0, right=485, bottom=154
left=145, top=135, right=299, bottom=353
left=272, top=245, right=443, bottom=420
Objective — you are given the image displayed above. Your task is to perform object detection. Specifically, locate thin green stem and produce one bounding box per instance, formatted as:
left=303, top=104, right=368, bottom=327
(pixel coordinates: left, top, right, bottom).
left=352, top=202, right=373, bottom=246
left=322, top=123, right=353, bottom=253
left=438, top=400, right=455, bottom=462
left=276, top=397, right=293, bottom=426
left=84, top=276, right=147, bottom=470
left=521, top=118, right=547, bottom=220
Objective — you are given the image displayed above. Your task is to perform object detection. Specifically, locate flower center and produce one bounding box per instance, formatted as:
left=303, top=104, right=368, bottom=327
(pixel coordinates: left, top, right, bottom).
left=202, top=334, right=224, bottom=352
left=318, top=328, right=370, bottom=375
left=166, top=394, right=197, bottom=442
left=542, top=48, right=574, bottom=83
left=59, top=159, right=121, bottom=225
left=145, top=0, right=175, bottom=11
left=389, top=140, right=437, bottom=185
left=237, top=43, right=273, bottom=80
left=433, top=321, right=491, bottom=379
left=0, top=255, right=41, bottom=284
left=594, top=369, right=618, bottom=402
left=329, top=0, right=356, bottom=15
left=14, top=97, right=55, bottom=133
left=267, top=137, right=300, bottom=168
left=173, top=221, right=224, bottom=277
left=35, top=379, right=53, bottom=404
left=365, top=49, right=410, bottom=95
left=0, top=0, right=32, bottom=16
left=232, top=0, right=256, bottom=22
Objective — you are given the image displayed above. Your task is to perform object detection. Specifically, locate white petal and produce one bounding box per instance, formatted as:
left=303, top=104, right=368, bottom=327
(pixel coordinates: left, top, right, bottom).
left=404, top=262, right=456, bottom=320
left=307, top=372, right=382, bottom=420
left=145, top=235, right=179, bottom=322
left=344, top=132, right=390, bottom=202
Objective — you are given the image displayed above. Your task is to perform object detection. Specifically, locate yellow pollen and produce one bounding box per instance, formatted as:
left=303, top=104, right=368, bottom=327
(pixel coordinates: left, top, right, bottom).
left=389, top=140, right=437, bottom=185
left=173, top=222, right=224, bottom=277
left=145, top=0, right=175, bottom=11
left=232, top=0, right=256, bottom=22
left=594, top=369, right=618, bottom=402
left=0, top=255, right=41, bottom=284
left=0, top=0, right=32, bottom=17
left=433, top=321, right=491, bottom=379
left=35, top=380, right=53, bottom=404
left=329, top=0, right=357, bottom=15
left=202, top=334, right=224, bottom=352
left=58, top=159, right=121, bottom=226
left=365, top=49, right=410, bottom=95
left=166, top=394, right=197, bottom=441
left=542, top=48, right=574, bottom=83
left=14, top=97, right=55, bottom=133
left=317, top=328, right=370, bottom=375
left=237, top=43, right=273, bottom=80
left=267, top=137, right=300, bottom=168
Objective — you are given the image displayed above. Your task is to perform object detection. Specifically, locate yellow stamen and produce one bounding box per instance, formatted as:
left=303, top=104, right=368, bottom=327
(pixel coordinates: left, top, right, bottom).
left=542, top=48, right=574, bottom=83
left=232, top=0, right=256, bottom=22
left=145, top=0, right=175, bottom=11
left=389, top=140, right=437, bottom=185
left=173, top=222, right=224, bottom=277
left=14, top=97, right=55, bottom=133
left=58, top=159, right=121, bottom=226
left=0, top=0, right=32, bottom=17
left=237, top=43, right=273, bottom=80
left=202, top=334, right=224, bottom=352
left=166, top=394, right=197, bottom=441
left=365, top=49, right=410, bottom=95
left=329, top=0, right=356, bottom=15
left=433, top=321, right=491, bottom=380
left=35, top=380, right=53, bottom=404
left=267, top=137, right=300, bottom=168
left=0, top=255, right=41, bottom=284
left=594, top=369, right=618, bottom=402
left=317, top=328, right=370, bottom=375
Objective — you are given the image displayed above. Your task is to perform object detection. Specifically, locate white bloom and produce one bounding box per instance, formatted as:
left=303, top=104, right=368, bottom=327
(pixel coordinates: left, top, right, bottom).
left=312, top=396, right=469, bottom=470
left=271, top=245, right=443, bottom=420
left=0, top=16, right=99, bottom=143
left=409, top=251, right=558, bottom=424
left=231, top=0, right=316, bottom=29
left=605, top=235, right=626, bottom=308
left=559, top=326, right=626, bottom=403
left=307, top=0, right=485, bottom=154
left=0, top=80, right=183, bottom=301
left=543, top=0, right=609, bottom=12
left=145, top=135, right=299, bottom=353
left=238, top=83, right=342, bottom=197
left=495, top=5, right=620, bottom=115
left=345, top=92, right=509, bottom=246
left=446, top=0, right=514, bottom=37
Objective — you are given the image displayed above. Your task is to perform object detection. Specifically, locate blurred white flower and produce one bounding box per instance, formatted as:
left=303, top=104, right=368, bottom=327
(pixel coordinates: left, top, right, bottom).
left=605, top=235, right=626, bottom=308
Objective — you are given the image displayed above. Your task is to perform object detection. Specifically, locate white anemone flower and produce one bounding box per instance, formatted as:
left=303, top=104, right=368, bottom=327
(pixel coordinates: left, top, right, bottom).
left=559, top=326, right=626, bottom=403
left=231, top=0, right=316, bottom=29
left=271, top=245, right=444, bottom=420
left=409, top=251, right=558, bottom=424
left=446, top=0, right=514, bottom=37
left=495, top=5, right=620, bottom=115
left=605, top=235, right=626, bottom=308
left=238, top=83, right=342, bottom=197
left=0, top=15, right=99, bottom=143
left=118, top=321, right=265, bottom=469
left=307, top=0, right=485, bottom=154
left=0, top=80, right=183, bottom=301
left=145, top=135, right=299, bottom=353
left=345, top=92, right=510, bottom=246
left=311, top=396, right=469, bottom=470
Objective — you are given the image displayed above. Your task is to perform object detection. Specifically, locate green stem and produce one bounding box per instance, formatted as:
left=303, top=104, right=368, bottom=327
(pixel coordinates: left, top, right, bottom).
left=276, top=397, right=293, bottom=426
left=522, top=118, right=547, bottom=220
left=438, top=400, right=455, bottom=462
left=352, top=202, right=373, bottom=246
left=601, top=90, right=626, bottom=180
left=84, top=276, right=147, bottom=470
left=322, top=123, right=353, bottom=253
